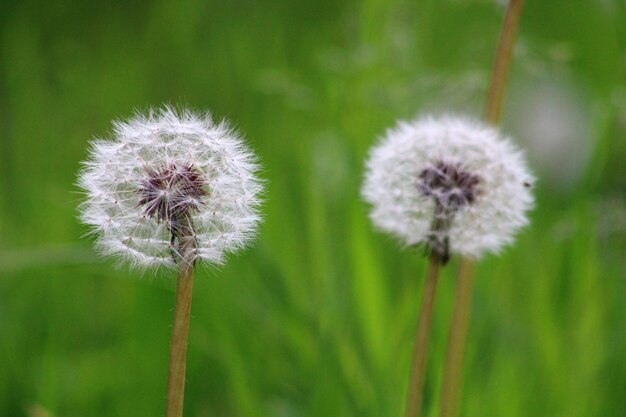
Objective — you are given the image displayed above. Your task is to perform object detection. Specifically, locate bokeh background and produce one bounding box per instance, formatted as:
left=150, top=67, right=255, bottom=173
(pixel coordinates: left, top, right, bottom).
left=1, top=0, right=624, bottom=416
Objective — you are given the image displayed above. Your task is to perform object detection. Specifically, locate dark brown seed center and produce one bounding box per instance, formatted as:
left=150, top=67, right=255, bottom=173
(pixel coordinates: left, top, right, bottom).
left=138, top=162, right=207, bottom=262
left=418, top=160, right=482, bottom=211
left=138, top=162, right=207, bottom=225
left=417, top=160, right=482, bottom=264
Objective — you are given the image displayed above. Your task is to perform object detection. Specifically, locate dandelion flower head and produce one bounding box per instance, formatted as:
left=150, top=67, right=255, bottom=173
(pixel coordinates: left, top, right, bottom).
left=78, top=107, right=263, bottom=269
left=362, top=115, right=534, bottom=261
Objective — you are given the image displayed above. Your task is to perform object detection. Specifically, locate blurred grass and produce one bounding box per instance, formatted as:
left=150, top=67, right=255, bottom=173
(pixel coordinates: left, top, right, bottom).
left=0, top=0, right=625, bottom=416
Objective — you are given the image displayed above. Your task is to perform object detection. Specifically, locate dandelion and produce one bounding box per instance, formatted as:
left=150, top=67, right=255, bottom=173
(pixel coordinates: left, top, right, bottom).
left=77, top=107, right=263, bottom=417
left=361, top=115, right=533, bottom=417
left=362, top=115, right=533, bottom=261
left=78, top=107, right=263, bottom=270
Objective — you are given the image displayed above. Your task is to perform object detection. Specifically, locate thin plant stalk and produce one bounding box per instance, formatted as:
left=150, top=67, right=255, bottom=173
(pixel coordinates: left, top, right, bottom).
left=438, top=1, right=525, bottom=417
left=405, top=253, right=442, bottom=417
left=166, top=215, right=197, bottom=417
left=437, top=259, right=475, bottom=417
left=484, top=0, right=526, bottom=126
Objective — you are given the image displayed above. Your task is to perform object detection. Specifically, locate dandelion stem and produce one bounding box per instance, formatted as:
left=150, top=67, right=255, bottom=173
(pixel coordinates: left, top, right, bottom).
left=438, top=1, right=525, bottom=417
left=166, top=215, right=197, bottom=417
left=484, top=0, right=525, bottom=126
left=405, top=253, right=442, bottom=417
left=437, top=259, right=475, bottom=417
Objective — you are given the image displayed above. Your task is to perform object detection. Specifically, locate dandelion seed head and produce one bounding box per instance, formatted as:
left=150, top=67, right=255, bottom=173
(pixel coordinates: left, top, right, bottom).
left=78, top=107, right=263, bottom=269
left=362, top=115, right=534, bottom=259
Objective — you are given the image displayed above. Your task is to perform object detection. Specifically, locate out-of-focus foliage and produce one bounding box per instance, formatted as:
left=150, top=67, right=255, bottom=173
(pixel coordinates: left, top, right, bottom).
left=0, top=0, right=624, bottom=416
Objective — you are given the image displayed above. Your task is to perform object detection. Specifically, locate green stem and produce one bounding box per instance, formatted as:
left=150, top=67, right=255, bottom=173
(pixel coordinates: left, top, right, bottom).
left=405, top=254, right=442, bottom=417
left=166, top=215, right=197, bottom=417
left=437, top=259, right=475, bottom=417
left=438, top=1, right=525, bottom=416
left=484, top=0, right=526, bottom=126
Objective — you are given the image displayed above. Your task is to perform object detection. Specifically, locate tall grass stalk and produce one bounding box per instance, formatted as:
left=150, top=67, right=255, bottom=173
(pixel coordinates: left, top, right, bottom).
left=166, top=218, right=197, bottom=417
left=405, top=253, right=442, bottom=417
left=438, top=1, right=526, bottom=416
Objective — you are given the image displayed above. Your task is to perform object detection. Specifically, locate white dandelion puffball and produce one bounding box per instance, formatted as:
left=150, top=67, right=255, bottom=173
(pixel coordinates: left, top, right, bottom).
left=362, top=115, right=534, bottom=261
left=78, top=107, right=263, bottom=269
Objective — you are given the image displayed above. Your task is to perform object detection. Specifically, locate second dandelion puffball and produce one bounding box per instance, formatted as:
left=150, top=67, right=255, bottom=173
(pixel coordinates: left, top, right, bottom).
left=78, top=108, right=263, bottom=269
left=362, top=115, right=534, bottom=261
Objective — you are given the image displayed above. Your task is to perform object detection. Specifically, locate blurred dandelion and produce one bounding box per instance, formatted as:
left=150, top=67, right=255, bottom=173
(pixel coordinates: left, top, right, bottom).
left=362, top=115, right=533, bottom=417
left=77, top=107, right=263, bottom=417
left=362, top=115, right=534, bottom=261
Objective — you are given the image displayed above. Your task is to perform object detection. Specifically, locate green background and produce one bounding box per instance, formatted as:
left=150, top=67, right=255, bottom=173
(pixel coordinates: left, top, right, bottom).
left=0, top=0, right=624, bottom=416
